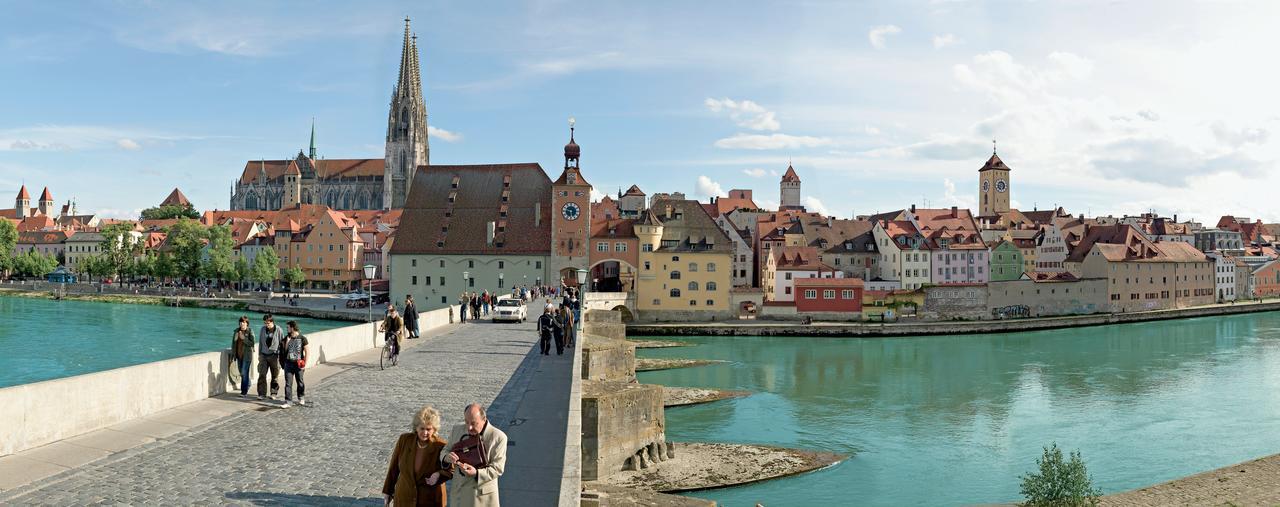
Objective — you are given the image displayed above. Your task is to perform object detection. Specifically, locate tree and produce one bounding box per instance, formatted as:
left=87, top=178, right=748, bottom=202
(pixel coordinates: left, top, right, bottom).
left=99, top=223, right=141, bottom=281
left=1020, top=443, right=1102, bottom=507
left=0, top=219, right=17, bottom=277
left=140, top=203, right=199, bottom=220
left=204, top=224, right=235, bottom=287
left=282, top=266, right=306, bottom=290
left=166, top=219, right=207, bottom=281
left=250, top=247, right=280, bottom=290
left=153, top=252, right=176, bottom=282
left=233, top=257, right=250, bottom=289
left=131, top=253, right=156, bottom=281
left=79, top=255, right=107, bottom=282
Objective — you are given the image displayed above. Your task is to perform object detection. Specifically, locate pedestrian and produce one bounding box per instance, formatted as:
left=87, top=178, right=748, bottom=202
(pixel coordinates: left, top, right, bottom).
left=481, top=291, right=491, bottom=316
left=570, top=293, right=581, bottom=331
left=231, top=316, right=255, bottom=397
left=381, top=305, right=405, bottom=360
left=383, top=405, right=451, bottom=506
left=470, top=293, right=481, bottom=320
left=442, top=404, right=508, bottom=507
left=257, top=314, right=284, bottom=400
left=465, top=290, right=476, bottom=322
left=562, top=304, right=576, bottom=349
left=280, top=320, right=309, bottom=408
left=554, top=306, right=569, bottom=355
left=404, top=294, right=420, bottom=339
left=537, top=304, right=558, bottom=356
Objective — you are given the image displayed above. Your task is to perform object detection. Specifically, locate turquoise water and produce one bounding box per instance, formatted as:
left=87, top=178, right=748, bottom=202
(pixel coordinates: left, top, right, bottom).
left=0, top=295, right=349, bottom=388
left=636, top=312, right=1280, bottom=506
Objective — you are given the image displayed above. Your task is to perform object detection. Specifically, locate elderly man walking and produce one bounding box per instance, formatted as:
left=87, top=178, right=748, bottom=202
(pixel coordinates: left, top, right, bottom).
left=536, top=304, right=558, bottom=356
left=442, top=404, right=508, bottom=507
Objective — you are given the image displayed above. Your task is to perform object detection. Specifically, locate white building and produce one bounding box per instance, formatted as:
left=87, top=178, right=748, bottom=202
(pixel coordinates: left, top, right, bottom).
left=763, top=246, right=842, bottom=302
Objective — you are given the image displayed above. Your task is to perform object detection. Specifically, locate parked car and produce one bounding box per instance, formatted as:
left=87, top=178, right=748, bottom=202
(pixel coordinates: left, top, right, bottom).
left=492, top=298, right=527, bottom=323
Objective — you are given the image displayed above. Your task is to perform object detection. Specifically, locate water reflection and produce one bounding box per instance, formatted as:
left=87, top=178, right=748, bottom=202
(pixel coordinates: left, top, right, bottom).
left=638, top=312, right=1280, bottom=506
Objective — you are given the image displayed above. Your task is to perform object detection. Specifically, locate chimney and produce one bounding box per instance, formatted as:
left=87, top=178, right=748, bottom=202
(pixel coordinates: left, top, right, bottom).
left=827, top=217, right=834, bottom=227
left=535, top=201, right=541, bottom=227
left=1173, top=214, right=1178, bottom=223
left=486, top=221, right=496, bottom=246
left=951, top=206, right=958, bottom=218
left=910, top=204, right=916, bottom=213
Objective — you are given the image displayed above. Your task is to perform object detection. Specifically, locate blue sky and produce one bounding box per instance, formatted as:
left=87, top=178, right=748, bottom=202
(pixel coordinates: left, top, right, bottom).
left=3, top=0, right=1279, bottom=223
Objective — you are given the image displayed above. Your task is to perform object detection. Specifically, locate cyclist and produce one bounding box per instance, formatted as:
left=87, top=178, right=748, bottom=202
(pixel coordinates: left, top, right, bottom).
left=380, top=304, right=405, bottom=361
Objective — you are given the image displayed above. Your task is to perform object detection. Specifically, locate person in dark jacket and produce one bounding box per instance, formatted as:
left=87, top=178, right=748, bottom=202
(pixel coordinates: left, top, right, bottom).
left=383, top=405, right=451, bottom=506
left=403, top=295, right=420, bottom=339
left=537, top=305, right=559, bottom=356
left=257, top=314, right=285, bottom=400
left=231, top=316, right=255, bottom=397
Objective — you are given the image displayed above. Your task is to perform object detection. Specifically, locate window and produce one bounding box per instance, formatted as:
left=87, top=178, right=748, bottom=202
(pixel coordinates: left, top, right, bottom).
left=689, top=262, right=698, bottom=272
left=615, top=242, right=627, bottom=252
left=707, top=263, right=716, bottom=272
left=841, top=289, right=854, bottom=299
left=440, top=277, right=446, bottom=286
left=411, top=259, right=417, bottom=267
left=688, top=281, right=699, bottom=291
left=670, top=288, right=681, bottom=297
left=706, top=299, right=714, bottom=306
left=785, top=286, right=792, bottom=295
left=498, top=261, right=504, bottom=269
left=670, top=271, right=682, bottom=279
left=439, top=260, right=445, bottom=268
left=644, top=261, right=651, bottom=270
left=804, top=289, right=817, bottom=299
left=642, top=244, right=653, bottom=252
left=535, top=261, right=542, bottom=269
left=652, top=299, right=661, bottom=305
left=707, top=282, right=717, bottom=291
left=688, top=299, right=697, bottom=306
left=424, top=276, right=432, bottom=285
left=597, top=242, right=608, bottom=252
left=412, top=276, right=418, bottom=285
left=468, top=278, right=475, bottom=287
left=672, top=256, right=680, bottom=261
left=824, top=290, right=836, bottom=299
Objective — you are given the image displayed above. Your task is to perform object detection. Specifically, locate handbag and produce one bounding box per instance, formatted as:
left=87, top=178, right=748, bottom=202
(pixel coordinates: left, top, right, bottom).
left=449, top=433, right=488, bottom=469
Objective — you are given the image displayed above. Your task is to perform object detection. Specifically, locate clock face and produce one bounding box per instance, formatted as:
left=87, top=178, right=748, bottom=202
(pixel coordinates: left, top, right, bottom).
left=996, top=180, right=1007, bottom=193
left=561, top=202, right=581, bottom=221
left=982, top=180, right=990, bottom=192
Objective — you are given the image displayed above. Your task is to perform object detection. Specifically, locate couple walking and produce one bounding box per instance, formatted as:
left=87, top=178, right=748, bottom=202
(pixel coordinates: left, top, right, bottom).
left=383, top=403, right=508, bottom=507
left=536, top=303, right=576, bottom=355
left=230, top=313, right=310, bottom=408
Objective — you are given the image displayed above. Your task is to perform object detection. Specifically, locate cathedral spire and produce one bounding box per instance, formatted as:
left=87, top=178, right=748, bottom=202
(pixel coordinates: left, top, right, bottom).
left=309, top=118, right=317, bottom=160
left=385, top=16, right=430, bottom=210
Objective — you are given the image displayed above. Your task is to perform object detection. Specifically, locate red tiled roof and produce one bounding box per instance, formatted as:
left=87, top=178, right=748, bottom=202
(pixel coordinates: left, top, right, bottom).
left=237, top=158, right=387, bottom=185
left=161, top=188, right=192, bottom=207
left=591, top=218, right=636, bottom=239
left=979, top=153, right=1010, bottom=172
left=38, top=187, right=52, bottom=201
left=390, top=163, right=552, bottom=255
left=624, top=184, right=645, bottom=196
left=781, top=165, right=800, bottom=182
left=16, top=185, right=29, bottom=200
left=794, top=277, right=863, bottom=287
left=16, top=230, right=67, bottom=245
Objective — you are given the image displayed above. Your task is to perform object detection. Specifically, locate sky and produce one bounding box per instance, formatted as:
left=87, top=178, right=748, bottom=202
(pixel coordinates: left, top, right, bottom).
left=2, top=0, right=1279, bottom=224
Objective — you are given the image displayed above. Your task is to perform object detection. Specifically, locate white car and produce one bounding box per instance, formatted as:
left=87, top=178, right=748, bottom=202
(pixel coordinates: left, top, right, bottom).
left=492, top=298, right=527, bottom=323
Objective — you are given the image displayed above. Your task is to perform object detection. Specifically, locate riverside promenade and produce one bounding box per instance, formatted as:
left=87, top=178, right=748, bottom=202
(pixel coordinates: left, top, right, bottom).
left=0, top=302, right=577, bottom=505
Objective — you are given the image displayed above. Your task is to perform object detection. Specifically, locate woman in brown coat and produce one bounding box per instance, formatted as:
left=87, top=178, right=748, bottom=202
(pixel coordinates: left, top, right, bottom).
left=383, top=405, right=452, bottom=506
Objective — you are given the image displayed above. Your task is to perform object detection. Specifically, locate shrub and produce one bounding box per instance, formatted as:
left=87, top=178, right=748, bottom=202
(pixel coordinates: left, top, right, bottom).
left=1019, top=443, right=1102, bottom=507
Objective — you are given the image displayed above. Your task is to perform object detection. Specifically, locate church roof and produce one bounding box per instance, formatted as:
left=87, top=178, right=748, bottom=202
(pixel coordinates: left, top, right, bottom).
left=16, top=185, right=29, bottom=200
left=238, top=158, right=387, bottom=185
left=38, top=187, right=52, bottom=201
left=161, top=188, right=192, bottom=207
left=390, top=163, right=553, bottom=256
left=624, top=184, right=645, bottom=196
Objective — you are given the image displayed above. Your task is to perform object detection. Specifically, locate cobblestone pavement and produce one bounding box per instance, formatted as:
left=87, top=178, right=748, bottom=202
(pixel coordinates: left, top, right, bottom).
left=0, top=309, right=544, bottom=506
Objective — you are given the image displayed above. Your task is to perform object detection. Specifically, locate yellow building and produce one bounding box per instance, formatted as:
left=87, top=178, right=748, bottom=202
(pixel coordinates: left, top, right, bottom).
left=634, top=200, right=734, bottom=321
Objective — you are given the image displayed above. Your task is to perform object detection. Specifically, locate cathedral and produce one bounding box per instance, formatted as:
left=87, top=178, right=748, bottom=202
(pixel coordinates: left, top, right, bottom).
left=229, top=18, right=429, bottom=211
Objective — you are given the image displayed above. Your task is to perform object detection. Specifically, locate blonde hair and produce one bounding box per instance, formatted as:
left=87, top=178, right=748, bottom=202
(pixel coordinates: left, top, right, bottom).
left=413, top=405, right=441, bottom=432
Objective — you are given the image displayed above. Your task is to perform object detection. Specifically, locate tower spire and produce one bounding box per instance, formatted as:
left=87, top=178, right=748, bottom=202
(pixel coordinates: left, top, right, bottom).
left=384, top=16, right=430, bottom=210
left=309, top=118, right=317, bottom=159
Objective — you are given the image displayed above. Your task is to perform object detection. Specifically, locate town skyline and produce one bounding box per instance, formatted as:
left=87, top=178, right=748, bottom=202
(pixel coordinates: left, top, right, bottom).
left=3, top=1, right=1279, bottom=222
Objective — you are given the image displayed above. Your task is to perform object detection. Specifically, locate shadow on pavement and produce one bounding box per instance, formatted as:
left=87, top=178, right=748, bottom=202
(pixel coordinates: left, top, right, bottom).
left=224, top=491, right=380, bottom=506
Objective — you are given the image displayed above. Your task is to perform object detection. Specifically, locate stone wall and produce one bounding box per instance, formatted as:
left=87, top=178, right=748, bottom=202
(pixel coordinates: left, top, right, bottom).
left=581, top=311, right=634, bottom=383
left=632, top=309, right=735, bottom=323
left=922, top=285, right=990, bottom=321
left=580, top=381, right=667, bottom=482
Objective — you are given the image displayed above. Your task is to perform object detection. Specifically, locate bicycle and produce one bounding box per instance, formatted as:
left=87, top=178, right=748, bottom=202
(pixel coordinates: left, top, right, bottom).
left=380, top=336, right=399, bottom=369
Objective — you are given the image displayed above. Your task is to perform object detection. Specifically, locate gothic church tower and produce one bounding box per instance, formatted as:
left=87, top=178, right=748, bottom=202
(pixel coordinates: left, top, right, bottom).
left=385, top=17, right=430, bottom=210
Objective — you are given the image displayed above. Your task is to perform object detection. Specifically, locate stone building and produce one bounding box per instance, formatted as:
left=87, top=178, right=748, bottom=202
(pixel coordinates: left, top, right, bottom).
left=229, top=18, right=429, bottom=212
left=988, top=274, right=1107, bottom=318
left=921, top=284, right=989, bottom=320
left=634, top=200, right=734, bottom=321
left=1072, top=224, right=1214, bottom=312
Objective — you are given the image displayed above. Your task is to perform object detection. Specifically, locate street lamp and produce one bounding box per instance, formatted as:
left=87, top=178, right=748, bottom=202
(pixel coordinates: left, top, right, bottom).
left=498, top=272, right=504, bottom=289
left=463, top=271, right=470, bottom=291
left=575, top=268, right=588, bottom=334
left=363, top=264, right=376, bottom=346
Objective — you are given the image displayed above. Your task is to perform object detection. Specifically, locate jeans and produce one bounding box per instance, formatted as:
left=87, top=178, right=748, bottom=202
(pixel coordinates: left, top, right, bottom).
left=257, top=354, right=280, bottom=397
left=539, top=331, right=552, bottom=355
left=284, top=362, right=305, bottom=401
left=237, top=355, right=252, bottom=395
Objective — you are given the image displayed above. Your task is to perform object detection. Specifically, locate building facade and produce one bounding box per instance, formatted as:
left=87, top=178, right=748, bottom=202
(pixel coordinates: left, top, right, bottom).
left=634, top=201, right=734, bottom=320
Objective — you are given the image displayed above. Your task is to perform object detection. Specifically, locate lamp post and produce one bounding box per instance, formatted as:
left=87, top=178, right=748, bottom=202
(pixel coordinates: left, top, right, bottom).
left=498, top=272, right=503, bottom=290
left=363, top=264, right=376, bottom=347
left=575, top=268, right=588, bottom=335
left=463, top=271, right=470, bottom=292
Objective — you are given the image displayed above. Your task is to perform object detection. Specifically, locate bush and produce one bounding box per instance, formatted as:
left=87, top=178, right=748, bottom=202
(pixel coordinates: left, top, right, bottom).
left=1019, top=443, right=1102, bottom=507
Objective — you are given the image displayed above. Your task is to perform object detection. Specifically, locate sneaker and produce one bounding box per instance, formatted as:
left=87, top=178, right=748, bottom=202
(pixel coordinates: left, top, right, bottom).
left=280, top=401, right=292, bottom=409
left=258, top=395, right=265, bottom=401
left=299, top=397, right=306, bottom=406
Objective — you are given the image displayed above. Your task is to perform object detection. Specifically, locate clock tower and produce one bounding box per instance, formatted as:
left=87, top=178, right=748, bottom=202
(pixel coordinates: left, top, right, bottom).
left=551, top=117, right=593, bottom=287
left=977, top=143, right=1011, bottom=221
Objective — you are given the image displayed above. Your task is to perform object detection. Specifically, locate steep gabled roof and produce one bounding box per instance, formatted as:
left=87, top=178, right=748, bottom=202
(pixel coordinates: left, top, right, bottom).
left=781, top=165, right=800, bottom=182
left=161, top=188, right=192, bottom=207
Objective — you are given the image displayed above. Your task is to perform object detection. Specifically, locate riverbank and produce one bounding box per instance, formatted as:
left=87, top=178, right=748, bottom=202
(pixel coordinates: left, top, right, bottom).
left=629, top=299, right=1280, bottom=337
left=1100, top=451, right=1280, bottom=506
left=0, top=288, right=369, bottom=322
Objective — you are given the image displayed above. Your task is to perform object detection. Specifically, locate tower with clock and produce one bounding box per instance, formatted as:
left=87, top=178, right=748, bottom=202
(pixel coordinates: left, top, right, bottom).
left=978, top=140, right=1011, bottom=220
left=550, top=117, right=593, bottom=287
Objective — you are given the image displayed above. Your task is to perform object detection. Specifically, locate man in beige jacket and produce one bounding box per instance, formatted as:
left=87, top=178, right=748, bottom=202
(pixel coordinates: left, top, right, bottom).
left=441, top=403, right=508, bottom=507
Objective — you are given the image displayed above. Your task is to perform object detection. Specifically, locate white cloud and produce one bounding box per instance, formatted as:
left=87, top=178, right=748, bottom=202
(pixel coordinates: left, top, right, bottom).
left=804, top=196, right=830, bottom=216
left=695, top=175, right=727, bottom=199
left=742, top=168, right=768, bottom=178
left=757, top=198, right=780, bottom=211
left=705, top=97, right=781, bottom=131
left=941, top=178, right=977, bottom=211
left=590, top=189, right=606, bottom=202
left=868, top=25, right=901, bottom=50
left=0, top=125, right=218, bottom=152
left=864, top=135, right=989, bottom=160
left=932, top=33, right=959, bottom=49
left=714, top=133, right=834, bottom=150
left=1210, top=121, right=1269, bottom=148
left=117, top=138, right=141, bottom=151
left=427, top=126, right=463, bottom=143
left=1090, top=136, right=1264, bottom=187
left=1137, top=109, right=1160, bottom=121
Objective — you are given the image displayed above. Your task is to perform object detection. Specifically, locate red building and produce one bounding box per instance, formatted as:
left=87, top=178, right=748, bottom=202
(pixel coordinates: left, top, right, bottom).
left=794, top=277, right=864, bottom=313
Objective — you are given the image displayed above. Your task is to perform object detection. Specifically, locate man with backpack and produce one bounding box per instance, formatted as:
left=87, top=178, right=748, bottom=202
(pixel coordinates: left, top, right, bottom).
left=257, top=314, right=285, bottom=400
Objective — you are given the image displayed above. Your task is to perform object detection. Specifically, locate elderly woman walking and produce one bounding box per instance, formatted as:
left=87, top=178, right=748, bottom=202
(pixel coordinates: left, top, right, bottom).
left=383, top=405, right=452, bottom=506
